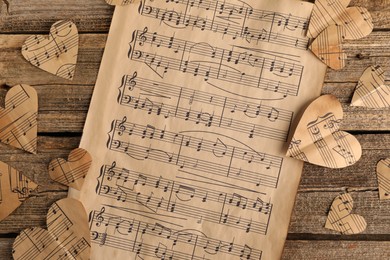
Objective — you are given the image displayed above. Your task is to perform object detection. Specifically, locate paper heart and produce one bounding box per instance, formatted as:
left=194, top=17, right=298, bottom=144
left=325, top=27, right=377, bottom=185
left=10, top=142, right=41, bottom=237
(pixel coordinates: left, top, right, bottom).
left=287, top=95, right=362, bottom=168
left=13, top=198, right=90, bottom=260
left=308, top=0, right=373, bottom=40
left=0, top=161, right=38, bottom=221
left=22, top=20, right=79, bottom=80
left=376, top=158, right=390, bottom=200
left=0, top=84, right=38, bottom=154
left=325, top=193, right=367, bottom=234
left=309, top=24, right=347, bottom=70
left=351, top=65, right=390, bottom=108
left=49, top=148, right=92, bottom=190
left=105, top=0, right=136, bottom=5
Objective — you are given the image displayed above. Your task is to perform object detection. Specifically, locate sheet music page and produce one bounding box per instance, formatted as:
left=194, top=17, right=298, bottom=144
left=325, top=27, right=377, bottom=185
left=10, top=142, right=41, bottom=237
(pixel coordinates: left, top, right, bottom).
left=72, top=1, right=327, bottom=259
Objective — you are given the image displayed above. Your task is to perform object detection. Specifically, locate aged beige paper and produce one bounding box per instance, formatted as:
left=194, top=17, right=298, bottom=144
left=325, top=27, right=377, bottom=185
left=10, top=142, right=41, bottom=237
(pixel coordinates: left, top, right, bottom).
left=377, top=158, right=390, bottom=200
left=13, top=198, right=91, bottom=260
left=72, top=1, right=327, bottom=259
left=325, top=193, right=367, bottom=235
left=287, top=95, right=362, bottom=168
left=49, top=148, right=92, bottom=190
left=21, top=20, right=79, bottom=80
left=0, top=161, right=37, bottom=221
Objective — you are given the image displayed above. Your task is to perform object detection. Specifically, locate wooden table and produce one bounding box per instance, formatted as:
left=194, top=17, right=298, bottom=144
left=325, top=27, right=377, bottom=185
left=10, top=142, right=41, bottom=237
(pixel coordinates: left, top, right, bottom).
left=0, top=0, right=389, bottom=259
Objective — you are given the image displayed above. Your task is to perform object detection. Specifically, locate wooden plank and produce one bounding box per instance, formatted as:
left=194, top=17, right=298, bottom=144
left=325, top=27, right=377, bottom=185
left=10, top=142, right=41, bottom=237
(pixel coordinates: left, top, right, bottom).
left=0, top=0, right=389, bottom=33
left=282, top=240, right=390, bottom=259
left=0, top=239, right=12, bottom=260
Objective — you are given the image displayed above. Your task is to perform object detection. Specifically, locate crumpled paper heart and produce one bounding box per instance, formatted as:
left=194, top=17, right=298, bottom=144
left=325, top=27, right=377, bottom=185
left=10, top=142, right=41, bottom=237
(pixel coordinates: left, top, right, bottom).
left=13, top=198, right=90, bottom=260
left=0, top=84, right=38, bottom=154
left=377, top=158, right=390, bottom=200
left=287, top=95, right=362, bottom=168
left=105, top=0, right=137, bottom=5
left=0, top=161, right=38, bottom=221
left=49, top=148, right=92, bottom=190
left=308, top=0, right=373, bottom=40
left=351, top=65, right=390, bottom=108
left=21, top=20, right=79, bottom=80
left=325, top=193, right=367, bottom=234
left=309, top=24, right=347, bottom=70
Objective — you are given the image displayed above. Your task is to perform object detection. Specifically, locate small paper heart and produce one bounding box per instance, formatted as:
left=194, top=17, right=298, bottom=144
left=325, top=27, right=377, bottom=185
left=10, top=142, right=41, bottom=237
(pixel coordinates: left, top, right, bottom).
left=309, top=24, right=347, bottom=70
left=325, top=193, right=367, bottom=234
left=0, top=161, right=38, bottom=221
left=21, top=20, right=79, bottom=80
left=351, top=65, right=390, bottom=108
left=13, top=198, right=90, bottom=260
left=308, top=0, right=373, bottom=40
left=49, top=148, right=92, bottom=190
left=0, top=84, right=38, bottom=154
left=377, top=158, right=390, bottom=200
left=287, top=95, right=362, bottom=168
left=105, top=0, right=136, bottom=5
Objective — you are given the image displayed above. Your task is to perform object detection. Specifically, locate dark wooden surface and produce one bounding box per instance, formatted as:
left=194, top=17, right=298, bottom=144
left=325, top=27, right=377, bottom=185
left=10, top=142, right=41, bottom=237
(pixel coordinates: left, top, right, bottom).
left=0, top=0, right=389, bottom=259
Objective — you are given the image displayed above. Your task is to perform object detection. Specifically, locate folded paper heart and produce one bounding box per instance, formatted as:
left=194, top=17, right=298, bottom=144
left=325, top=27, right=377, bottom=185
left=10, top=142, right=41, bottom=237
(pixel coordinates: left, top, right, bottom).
left=13, top=198, right=90, bottom=260
left=0, top=84, right=38, bottom=154
left=105, top=0, right=137, bottom=5
left=0, top=161, right=38, bottom=221
left=377, top=158, right=390, bottom=200
left=21, top=20, right=79, bottom=80
left=308, top=0, right=373, bottom=40
left=325, top=193, right=367, bottom=234
left=351, top=65, right=390, bottom=108
left=309, top=25, right=347, bottom=70
left=287, top=95, right=362, bottom=168
left=49, top=148, right=92, bottom=190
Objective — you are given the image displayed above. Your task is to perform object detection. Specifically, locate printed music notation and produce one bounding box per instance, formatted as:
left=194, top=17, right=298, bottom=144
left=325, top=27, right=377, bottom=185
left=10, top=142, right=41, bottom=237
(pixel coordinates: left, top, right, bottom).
left=117, top=73, right=293, bottom=142
left=0, top=161, right=38, bottom=221
left=49, top=148, right=92, bottom=190
left=351, top=65, right=390, bottom=108
left=106, top=0, right=135, bottom=5
left=96, top=162, right=272, bottom=235
left=21, top=20, right=79, bottom=80
left=0, top=85, right=38, bottom=154
left=377, top=158, right=390, bottom=200
left=107, top=118, right=283, bottom=189
left=12, top=198, right=91, bottom=260
left=325, top=193, right=367, bottom=235
left=140, top=0, right=310, bottom=50
left=77, top=0, right=328, bottom=258
left=128, top=28, right=304, bottom=98
left=90, top=207, right=263, bottom=260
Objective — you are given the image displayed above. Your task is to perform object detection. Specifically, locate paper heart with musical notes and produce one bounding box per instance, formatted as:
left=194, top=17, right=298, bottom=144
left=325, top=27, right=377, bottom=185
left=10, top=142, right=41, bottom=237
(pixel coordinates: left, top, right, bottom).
left=105, top=0, right=137, bottom=5
left=351, top=65, right=390, bottom=108
left=309, top=25, right=347, bottom=70
left=376, top=158, right=390, bottom=200
left=308, top=0, right=373, bottom=40
left=287, top=95, right=362, bottom=168
left=21, top=20, right=79, bottom=80
left=325, top=193, right=367, bottom=234
left=0, top=84, right=38, bottom=154
left=13, top=198, right=90, bottom=260
left=0, top=161, right=38, bottom=222
left=49, top=148, right=92, bottom=190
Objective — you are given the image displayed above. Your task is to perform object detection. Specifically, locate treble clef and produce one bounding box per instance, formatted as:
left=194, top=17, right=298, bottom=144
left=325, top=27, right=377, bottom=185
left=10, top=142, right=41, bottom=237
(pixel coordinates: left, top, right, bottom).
left=95, top=207, right=105, bottom=227
left=106, top=161, right=117, bottom=181
left=117, top=116, right=127, bottom=136
left=127, top=71, right=137, bottom=91
left=138, top=27, right=148, bottom=46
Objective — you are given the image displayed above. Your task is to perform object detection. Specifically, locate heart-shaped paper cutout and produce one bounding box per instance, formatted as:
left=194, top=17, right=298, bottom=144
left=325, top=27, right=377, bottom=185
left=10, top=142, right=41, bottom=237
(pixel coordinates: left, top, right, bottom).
left=49, top=148, right=92, bottom=190
left=309, top=24, right=347, bottom=70
left=308, top=0, right=373, bottom=40
left=0, top=161, right=38, bottom=221
left=105, top=0, right=136, bottom=5
left=287, top=95, right=362, bottom=168
left=13, top=198, right=90, bottom=260
left=351, top=65, right=390, bottom=108
left=21, top=20, right=79, bottom=80
left=325, top=193, right=367, bottom=234
left=377, top=158, right=390, bottom=200
left=0, top=84, right=38, bottom=154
